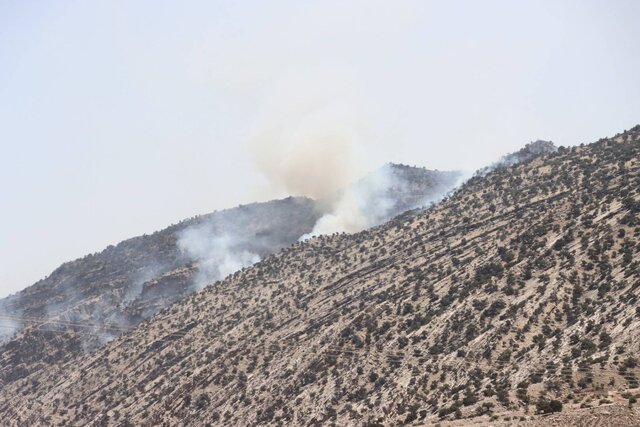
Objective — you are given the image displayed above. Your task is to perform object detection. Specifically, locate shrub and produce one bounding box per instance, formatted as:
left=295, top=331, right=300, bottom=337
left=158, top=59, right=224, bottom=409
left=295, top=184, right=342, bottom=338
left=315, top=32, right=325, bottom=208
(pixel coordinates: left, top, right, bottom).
left=482, top=299, right=507, bottom=318
left=196, top=392, right=210, bottom=410
left=474, top=262, right=504, bottom=285
left=536, top=398, right=562, bottom=414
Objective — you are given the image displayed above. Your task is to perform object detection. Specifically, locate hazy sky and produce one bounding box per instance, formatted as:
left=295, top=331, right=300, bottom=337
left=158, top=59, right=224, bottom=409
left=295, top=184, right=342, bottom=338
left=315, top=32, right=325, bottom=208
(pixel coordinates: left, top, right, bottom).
left=1, top=0, right=639, bottom=298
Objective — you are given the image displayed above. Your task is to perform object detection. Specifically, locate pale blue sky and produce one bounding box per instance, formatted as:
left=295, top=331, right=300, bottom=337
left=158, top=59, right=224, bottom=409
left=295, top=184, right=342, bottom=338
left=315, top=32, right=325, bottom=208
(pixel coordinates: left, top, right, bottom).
left=1, top=0, right=639, bottom=297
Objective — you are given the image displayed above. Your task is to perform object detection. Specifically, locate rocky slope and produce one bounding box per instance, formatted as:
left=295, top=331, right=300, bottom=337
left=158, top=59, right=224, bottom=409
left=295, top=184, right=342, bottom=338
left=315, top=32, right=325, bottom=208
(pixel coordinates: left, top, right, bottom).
left=0, top=165, right=461, bottom=390
left=1, top=127, right=638, bottom=426
left=0, top=196, right=319, bottom=342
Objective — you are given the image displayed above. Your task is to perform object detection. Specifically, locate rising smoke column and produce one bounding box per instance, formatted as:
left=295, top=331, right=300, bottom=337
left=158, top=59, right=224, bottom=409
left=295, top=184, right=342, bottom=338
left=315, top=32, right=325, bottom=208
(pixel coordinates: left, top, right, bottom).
left=248, top=72, right=470, bottom=239
left=177, top=69, right=469, bottom=287
left=249, top=70, right=371, bottom=200
left=248, top=70, right=389, bottom=238
left=251, top=105, right=365, bottom=201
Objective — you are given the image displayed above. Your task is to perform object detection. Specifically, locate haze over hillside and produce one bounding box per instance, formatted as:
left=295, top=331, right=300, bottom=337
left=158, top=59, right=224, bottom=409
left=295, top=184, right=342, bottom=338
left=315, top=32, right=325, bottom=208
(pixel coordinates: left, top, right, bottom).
left=1, top=127, right=638, bottom=426
left=0, top=164, right=462, bottom=371
left=0, top=141, right=554, bottom=351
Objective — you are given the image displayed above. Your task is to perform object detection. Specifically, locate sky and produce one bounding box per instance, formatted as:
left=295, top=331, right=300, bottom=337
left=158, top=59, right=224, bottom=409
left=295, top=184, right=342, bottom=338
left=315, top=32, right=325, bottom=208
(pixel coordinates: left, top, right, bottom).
left=1, top=0, right=639, bottom=298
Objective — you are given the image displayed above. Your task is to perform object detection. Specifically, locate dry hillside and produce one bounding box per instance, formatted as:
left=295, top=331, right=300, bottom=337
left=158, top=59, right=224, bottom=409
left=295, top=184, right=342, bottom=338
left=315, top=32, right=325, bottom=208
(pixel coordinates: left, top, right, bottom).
left=0, top=165, right=459, bottom=397
left=1, top=128, right=639, bottom=426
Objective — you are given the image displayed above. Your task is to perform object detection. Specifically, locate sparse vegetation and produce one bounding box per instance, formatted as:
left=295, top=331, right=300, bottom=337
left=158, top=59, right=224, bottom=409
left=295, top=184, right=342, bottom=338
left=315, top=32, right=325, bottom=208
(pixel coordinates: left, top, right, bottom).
left=1, top=127, right=640, bottom=426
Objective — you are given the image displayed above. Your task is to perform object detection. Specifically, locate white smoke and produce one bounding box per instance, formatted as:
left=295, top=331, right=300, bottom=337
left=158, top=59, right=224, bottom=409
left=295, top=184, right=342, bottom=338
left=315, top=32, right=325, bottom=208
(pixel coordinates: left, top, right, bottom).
left=301, top=165, right=397, bottom=238
left=247, top=70, right=473, bottom=241
left=0, top=299, right=21, bottom=342
left=177, top=223, right=260, bottom=289
left=301, top=164, right=468, bottom=239
left=476, top=140, right=557, bottom=176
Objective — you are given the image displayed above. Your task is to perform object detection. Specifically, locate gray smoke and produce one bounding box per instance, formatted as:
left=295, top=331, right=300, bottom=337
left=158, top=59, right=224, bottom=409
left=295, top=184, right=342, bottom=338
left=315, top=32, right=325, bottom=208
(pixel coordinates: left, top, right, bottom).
left=249, top=71, right=368, bottom=201
left=38, top=272, right=150, bottom=350
left=247, top=94, right=400, bottom=239
left=175, top=198, right=318, bottom=290
left=178, top=225, right=260, bottom=290
left=0, top=299, right=22, bottom=343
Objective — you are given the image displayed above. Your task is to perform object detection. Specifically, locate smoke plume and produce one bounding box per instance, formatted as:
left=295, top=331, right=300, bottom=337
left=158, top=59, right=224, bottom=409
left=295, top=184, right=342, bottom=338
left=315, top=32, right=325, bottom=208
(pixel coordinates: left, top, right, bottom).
left=302, top=164, right=466, bottom=239
left=247, top=72, right=470, bottom=241
left=175, top=198, right=318, bottom=289
left=301, top=165, right=396, bottom=238
left=0, top=299, right=21, bottom=343
left=251, top=107, right=364, bottom=200
left=249, top=70, right=370, bottom=202
left=178, top=225, right=260, bottom=289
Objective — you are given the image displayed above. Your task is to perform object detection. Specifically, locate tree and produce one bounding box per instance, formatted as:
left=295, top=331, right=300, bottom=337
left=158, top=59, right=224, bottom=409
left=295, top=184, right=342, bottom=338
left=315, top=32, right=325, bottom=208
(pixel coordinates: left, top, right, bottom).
left=536, top=398, right=562, bottom=414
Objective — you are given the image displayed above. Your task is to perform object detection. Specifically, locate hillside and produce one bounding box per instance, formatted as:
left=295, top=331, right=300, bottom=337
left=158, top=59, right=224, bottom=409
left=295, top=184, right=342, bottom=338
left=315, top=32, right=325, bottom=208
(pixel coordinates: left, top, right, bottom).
left=0, top=196, right=319, bottom=342
left=0, top=165, right=461, bottom=391
left=1, top=127, right=638, bottom=426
